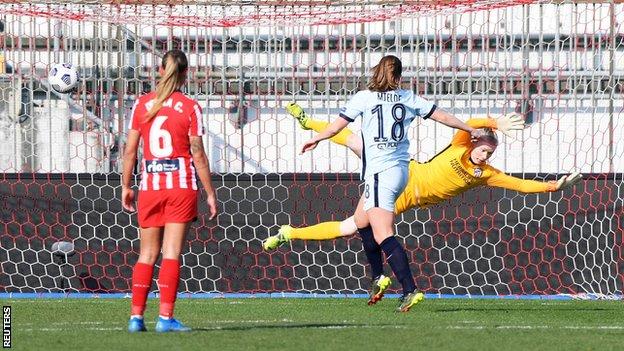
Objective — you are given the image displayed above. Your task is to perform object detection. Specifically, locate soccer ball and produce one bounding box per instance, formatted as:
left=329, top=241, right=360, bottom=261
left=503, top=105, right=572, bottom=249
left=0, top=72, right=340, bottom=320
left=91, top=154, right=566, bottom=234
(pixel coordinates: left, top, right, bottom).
left=48, top=63, right=79, bottom=93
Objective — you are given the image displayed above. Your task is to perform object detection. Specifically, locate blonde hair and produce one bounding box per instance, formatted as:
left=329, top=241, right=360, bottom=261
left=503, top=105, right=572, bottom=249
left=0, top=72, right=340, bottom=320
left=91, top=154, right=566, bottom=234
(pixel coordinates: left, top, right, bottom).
left=367, top=55, right=402, bottom=92
left=473, top=128, right=499, bottom=149
left=145, top=49, right=188, bottom=121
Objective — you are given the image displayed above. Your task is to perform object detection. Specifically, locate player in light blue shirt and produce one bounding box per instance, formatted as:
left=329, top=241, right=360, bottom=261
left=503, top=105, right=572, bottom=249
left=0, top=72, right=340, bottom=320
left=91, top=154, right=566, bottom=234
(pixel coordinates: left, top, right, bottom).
left=301, top=55, right=482, bottom=312
left=340, top=88, right=435, bottom=181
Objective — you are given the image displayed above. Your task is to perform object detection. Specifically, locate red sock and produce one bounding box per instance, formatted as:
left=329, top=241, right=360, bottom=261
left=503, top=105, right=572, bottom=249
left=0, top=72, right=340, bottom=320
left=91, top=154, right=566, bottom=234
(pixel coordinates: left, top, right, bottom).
left=158, top=259, right=180, bottom=318
left=131, top=262, right=154, bottom=316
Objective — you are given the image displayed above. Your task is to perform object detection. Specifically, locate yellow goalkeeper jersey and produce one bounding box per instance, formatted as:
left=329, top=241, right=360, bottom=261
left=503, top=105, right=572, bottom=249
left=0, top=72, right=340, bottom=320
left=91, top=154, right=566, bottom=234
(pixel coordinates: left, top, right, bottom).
left=394, top=118, right=557, bottom=214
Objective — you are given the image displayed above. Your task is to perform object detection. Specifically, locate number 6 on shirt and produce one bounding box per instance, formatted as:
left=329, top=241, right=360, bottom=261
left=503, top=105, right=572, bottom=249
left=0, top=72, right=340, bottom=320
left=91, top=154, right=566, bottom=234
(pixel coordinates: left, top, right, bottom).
left=149, top=116, right=174, bottom=158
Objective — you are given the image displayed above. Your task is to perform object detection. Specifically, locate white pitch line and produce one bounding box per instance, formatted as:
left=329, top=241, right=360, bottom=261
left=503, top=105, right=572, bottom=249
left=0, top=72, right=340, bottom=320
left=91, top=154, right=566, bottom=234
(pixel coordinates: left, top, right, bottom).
left=562, top=326, right=624, bottom=330
left=447, top=325, right=624, bottom=330
left=15, top=322, right=106, bottom=327
left=22, top=327, right=124, bottom=332
left=5, top=300, right=122, bottom=304
left=204, top=319, right=295, bottom=323
left=200, top=325, right=409, bottom=331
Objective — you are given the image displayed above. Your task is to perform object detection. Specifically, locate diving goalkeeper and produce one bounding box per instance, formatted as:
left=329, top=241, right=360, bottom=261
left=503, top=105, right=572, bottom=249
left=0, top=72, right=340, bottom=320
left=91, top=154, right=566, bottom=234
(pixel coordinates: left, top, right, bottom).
left=263, top=103, right=582, bottom=305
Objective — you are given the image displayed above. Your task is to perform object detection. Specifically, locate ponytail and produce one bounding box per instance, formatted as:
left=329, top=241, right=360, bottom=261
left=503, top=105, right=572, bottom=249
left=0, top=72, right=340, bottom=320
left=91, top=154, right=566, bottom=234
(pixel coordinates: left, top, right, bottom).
left=367, top=55, right=402, bottom=92
left=145, top=49, right=188, bottom=121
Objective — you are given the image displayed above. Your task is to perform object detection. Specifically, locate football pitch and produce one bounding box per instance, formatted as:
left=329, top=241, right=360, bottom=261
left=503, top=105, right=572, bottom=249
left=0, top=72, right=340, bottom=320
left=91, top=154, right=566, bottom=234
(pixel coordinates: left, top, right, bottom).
left=7, top=297, right=624, bottom=351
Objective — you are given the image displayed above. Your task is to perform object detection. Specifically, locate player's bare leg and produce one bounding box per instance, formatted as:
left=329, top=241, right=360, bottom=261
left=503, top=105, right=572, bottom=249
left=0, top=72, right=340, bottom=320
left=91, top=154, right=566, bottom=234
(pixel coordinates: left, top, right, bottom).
left=137, top=227, right=164, bottom=264
left=345, top=133, right=363, bottom=159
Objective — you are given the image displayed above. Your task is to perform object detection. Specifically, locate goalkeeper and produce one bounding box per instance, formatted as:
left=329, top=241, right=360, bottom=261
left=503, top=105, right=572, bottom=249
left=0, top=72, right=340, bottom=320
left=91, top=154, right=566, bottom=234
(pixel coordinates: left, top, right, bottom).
left=264, top=103, right=582, bottom=305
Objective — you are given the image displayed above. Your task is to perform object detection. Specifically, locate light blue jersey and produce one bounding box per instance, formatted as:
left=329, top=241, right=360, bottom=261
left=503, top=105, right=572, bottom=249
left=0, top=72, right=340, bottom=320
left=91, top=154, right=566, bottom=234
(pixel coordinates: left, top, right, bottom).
left=340, top=89, right=436, bottom=178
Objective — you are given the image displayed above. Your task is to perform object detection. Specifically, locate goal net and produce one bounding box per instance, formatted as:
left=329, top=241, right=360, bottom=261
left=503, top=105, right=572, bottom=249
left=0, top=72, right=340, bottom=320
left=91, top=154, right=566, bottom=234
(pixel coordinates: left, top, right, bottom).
left=0, top=0, right=622, bottom=298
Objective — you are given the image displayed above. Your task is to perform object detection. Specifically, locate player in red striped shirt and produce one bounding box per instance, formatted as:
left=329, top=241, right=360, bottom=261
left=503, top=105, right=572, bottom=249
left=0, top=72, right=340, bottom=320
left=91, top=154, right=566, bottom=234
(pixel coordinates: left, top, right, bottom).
left=121, top=49, right=218, bottom=333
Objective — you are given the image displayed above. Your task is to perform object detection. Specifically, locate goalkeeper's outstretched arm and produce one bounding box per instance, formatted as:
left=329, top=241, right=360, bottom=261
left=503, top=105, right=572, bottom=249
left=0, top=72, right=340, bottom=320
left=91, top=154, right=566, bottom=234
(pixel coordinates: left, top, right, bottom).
left=486, top=169, right=583, bottom=193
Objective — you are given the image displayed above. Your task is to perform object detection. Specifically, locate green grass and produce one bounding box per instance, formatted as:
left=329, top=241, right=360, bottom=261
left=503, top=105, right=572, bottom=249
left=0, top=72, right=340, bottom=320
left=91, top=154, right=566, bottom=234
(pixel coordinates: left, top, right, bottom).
left=7, top=297, right=624, bottom=351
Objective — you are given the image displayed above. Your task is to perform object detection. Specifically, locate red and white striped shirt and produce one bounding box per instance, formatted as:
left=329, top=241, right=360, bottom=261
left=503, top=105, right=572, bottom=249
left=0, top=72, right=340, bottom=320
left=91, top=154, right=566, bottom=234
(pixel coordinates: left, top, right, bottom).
left=129, top=91, right=205, bottom=191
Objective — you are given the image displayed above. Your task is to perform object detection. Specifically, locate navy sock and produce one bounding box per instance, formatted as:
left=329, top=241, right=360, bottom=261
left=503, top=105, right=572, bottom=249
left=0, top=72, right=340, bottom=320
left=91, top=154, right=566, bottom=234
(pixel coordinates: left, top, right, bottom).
left=380, top=236, right=416, bottom=295
left=357, top=226, right=384, bottom=279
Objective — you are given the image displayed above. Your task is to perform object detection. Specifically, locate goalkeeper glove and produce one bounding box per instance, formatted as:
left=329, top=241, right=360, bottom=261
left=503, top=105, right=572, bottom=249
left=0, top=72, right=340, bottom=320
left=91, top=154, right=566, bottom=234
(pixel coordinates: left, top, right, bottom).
left=554, top=172, right=582, bottom=191
left=495, top=113, right=525, bottom=136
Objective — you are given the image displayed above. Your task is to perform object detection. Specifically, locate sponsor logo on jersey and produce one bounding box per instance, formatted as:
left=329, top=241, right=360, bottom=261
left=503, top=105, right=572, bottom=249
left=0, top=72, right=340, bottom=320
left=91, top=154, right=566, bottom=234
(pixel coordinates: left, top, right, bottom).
left=473, top=167, right=483, bottom=178
left=450, top=159, right=473, bottom=185
left=146, top=159, right=181, bottom=173
left=374, top=141, right=398, bottom=149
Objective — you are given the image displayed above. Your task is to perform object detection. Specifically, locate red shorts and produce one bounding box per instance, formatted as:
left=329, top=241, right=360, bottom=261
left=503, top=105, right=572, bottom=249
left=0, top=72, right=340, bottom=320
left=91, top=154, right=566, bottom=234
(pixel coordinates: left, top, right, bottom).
left=137, top=189, right=198, bottom=228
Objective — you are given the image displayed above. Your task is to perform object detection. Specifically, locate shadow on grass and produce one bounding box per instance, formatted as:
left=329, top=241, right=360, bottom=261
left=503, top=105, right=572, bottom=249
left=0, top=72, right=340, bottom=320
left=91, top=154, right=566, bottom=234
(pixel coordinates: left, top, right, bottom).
left=194, top=323, right=367, bottom=332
